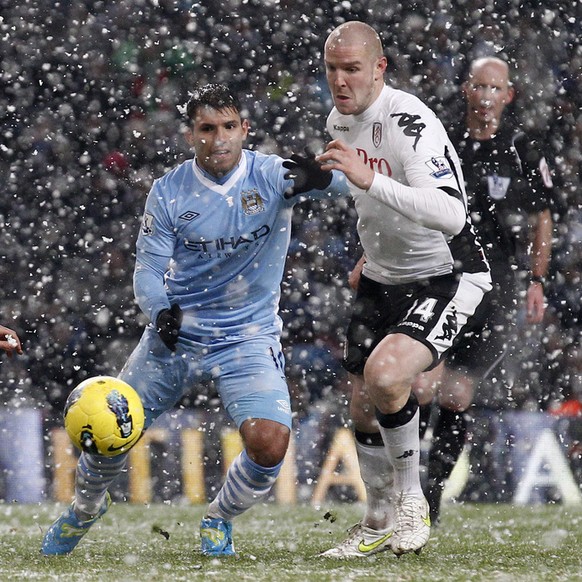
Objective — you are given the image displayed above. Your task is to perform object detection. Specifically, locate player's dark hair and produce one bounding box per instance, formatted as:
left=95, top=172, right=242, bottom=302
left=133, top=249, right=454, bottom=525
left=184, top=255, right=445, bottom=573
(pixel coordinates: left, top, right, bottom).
left=185, top=84, right=241, bottom=122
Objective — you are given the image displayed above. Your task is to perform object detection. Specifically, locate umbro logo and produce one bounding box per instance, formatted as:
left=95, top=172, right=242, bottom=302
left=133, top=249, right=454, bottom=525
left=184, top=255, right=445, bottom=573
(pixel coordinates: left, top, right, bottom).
left=179, top=211, right=200, bottom=221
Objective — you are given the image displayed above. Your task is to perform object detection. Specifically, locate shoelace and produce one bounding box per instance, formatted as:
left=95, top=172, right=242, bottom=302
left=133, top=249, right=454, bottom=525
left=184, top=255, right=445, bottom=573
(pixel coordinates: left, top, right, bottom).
left=396, top=494, right=421, bottom=529
left=342, top=523, right=363, bottom=542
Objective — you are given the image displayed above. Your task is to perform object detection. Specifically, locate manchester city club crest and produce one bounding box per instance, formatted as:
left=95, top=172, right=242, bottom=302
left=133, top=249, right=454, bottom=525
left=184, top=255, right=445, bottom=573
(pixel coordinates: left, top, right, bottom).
left=241, top=189, right=265, bottom=215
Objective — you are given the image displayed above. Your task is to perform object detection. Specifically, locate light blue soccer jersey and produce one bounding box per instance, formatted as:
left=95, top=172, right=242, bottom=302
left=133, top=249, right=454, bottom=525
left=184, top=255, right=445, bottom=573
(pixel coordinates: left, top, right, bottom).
left=134, top=149, right=348, bottom=344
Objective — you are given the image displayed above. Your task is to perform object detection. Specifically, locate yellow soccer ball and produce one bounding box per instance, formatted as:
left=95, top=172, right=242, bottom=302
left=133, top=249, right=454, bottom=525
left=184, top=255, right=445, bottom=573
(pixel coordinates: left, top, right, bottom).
left=64, top=376, right=145, bottom=457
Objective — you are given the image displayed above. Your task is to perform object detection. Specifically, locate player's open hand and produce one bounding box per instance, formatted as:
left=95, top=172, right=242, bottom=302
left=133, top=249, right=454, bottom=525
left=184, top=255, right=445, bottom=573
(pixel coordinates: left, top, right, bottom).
left=283, top=148, right=332, bottom=198
left=316, top=139, right=375, bottom=191
left=0, top=325, right=23, bottom=356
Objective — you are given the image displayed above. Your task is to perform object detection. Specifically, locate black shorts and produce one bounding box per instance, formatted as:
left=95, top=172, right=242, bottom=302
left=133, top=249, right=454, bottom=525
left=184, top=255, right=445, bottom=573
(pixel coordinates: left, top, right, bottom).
left=445, top=268, right=519, bottom=378
left=343, top=271, right=491, bottom=375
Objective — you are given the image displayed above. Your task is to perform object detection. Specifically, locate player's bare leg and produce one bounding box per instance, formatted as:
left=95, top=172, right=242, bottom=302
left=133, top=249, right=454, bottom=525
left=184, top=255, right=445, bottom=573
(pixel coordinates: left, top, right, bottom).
left=201, top=419, right=289, bottom=556
left=365, top=333, right=432, bottom=556
left=321, top=375, right=395, bottom=558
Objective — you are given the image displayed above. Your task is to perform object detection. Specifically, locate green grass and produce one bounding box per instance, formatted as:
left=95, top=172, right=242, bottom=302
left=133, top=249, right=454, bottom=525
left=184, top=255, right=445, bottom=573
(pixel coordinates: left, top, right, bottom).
left=1, top=501, right=582, bottom=581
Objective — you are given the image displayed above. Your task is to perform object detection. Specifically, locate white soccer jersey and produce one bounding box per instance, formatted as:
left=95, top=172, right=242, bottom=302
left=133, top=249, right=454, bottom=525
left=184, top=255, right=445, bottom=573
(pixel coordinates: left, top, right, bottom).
left=327, top=84, right=487, bottom=284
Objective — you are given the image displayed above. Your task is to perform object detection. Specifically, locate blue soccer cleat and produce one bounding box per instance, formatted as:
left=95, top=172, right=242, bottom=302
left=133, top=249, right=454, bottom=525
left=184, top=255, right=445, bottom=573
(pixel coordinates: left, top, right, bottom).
left=200, top=516, right=235, bottom=556
left=41, top=493, right=112, bottom=556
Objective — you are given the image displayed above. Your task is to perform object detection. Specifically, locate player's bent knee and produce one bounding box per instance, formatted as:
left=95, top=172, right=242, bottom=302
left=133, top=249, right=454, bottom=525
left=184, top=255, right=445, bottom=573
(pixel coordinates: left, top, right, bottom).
left=241, top=419, right=290, bottom=467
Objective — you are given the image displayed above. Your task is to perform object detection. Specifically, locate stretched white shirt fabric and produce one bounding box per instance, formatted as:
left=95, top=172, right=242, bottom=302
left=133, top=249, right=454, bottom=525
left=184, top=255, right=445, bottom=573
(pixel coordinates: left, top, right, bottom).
left=327, top=84, right=488, bottom=284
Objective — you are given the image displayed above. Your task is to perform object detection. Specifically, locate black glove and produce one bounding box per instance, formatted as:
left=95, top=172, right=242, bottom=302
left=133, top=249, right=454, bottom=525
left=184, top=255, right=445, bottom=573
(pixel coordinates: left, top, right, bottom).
left=156, top=303, right=183, bottom=351
left=282, top=148, right=332, bottom=198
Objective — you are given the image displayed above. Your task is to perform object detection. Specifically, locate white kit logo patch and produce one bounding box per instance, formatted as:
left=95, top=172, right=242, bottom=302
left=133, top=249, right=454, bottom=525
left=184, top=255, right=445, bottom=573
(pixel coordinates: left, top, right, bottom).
left=426, top=156, right=453, bottom=179
left=372, top=122, right=382, bottom=147
left=487, top=175, right=511, bottom=200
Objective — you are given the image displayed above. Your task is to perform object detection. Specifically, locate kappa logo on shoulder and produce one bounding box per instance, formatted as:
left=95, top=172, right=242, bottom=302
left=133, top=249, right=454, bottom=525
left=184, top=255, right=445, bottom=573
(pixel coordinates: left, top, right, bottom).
left=391, top=112, right=426, bottom=151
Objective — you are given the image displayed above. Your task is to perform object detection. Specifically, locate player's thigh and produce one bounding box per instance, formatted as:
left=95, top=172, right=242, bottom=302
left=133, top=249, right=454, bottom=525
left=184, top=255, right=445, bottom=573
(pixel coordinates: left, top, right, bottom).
left=118, top=326, right=191, bottom=428
left=343, top=275, right=397, bottom=376
left=367, top=332, right=434, bottom=388
left=214, top=335, right=292, bottom=430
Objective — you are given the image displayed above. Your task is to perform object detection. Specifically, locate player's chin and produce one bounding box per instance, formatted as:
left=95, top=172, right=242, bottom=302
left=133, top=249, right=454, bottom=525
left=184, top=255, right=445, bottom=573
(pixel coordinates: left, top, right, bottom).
left=211, top=157, right=236, bottom=174
left=333, top=97, right=354, bottom=113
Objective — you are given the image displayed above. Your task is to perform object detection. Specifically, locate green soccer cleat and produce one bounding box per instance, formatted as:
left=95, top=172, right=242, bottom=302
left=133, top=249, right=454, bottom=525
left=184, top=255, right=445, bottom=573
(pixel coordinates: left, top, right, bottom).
left=320, top=522, right=394, bottom=558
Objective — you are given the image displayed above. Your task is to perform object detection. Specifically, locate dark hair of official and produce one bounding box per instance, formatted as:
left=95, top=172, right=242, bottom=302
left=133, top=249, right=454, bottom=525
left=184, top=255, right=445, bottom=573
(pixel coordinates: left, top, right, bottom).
left=185, top=84, right=241, bottom=122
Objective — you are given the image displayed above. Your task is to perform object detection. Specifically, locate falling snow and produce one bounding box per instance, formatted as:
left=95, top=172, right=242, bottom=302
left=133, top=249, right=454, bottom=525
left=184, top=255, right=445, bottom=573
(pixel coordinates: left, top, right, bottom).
left=0, top=0, right=581, bottom=504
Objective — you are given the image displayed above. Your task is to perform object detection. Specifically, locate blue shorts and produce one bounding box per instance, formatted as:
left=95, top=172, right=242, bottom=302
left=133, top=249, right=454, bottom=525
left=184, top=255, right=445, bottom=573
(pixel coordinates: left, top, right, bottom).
left=118, top=326, right=291, bottom=430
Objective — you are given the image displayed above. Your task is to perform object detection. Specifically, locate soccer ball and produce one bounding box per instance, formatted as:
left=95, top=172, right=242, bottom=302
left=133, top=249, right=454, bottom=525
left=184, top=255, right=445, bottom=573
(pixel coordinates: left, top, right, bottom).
left=64, top=376, right=145, bottom=457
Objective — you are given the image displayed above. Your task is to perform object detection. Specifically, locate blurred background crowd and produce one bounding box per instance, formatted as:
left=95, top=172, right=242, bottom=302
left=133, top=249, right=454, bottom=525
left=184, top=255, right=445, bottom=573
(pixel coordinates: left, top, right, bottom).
left=1, top=0, right=581, bottom=502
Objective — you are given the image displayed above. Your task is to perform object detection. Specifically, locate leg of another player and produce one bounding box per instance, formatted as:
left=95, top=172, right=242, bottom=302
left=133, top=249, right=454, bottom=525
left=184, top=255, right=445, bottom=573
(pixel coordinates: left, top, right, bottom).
left=201, top=419, right=289, bottom=556
left=425, top=367, right=474, bottom=525
left=414, top=362, right=445, bottom=439
left=321, top=373, right=396, bottom=558
left=365, top=332, right=433, bottom=555
left=350, top=373, right=396, bottom=532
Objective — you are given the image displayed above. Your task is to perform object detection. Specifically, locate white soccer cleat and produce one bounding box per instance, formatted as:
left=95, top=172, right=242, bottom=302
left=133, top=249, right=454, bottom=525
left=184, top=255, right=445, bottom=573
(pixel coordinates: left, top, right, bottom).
left=320, top=523, right=394, bottom=558
left=391, top=493, right=431, bottom=556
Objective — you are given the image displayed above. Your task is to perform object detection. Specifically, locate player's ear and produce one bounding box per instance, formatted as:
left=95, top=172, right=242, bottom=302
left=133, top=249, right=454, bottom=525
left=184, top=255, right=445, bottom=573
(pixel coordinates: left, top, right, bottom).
left=241, top=118, right=250, bottom=137
left=375, top=56, right=387, bottom=79
left=506, top=85, right=515, bottom=104
left=184, top=128, right=195, bottom=147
